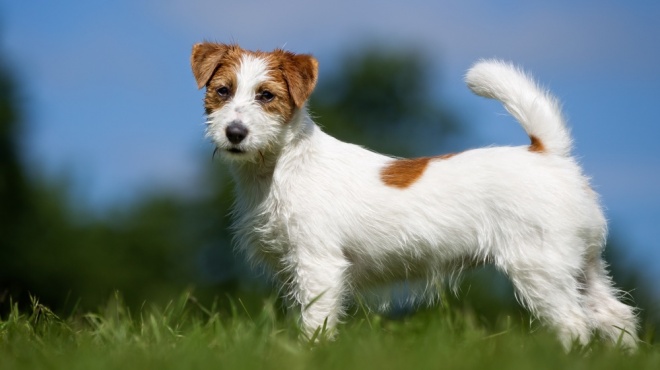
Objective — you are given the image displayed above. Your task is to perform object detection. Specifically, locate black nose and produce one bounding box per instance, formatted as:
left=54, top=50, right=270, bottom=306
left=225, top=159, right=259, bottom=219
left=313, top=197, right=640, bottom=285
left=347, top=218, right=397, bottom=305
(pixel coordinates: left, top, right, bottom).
left=225, top=121, right=248, bottom=144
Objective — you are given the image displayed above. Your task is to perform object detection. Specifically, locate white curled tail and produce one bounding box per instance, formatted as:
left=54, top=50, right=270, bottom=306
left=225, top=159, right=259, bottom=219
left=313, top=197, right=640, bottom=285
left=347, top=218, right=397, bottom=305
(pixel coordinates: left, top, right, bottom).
left=465, top=60, right=572, bottom=157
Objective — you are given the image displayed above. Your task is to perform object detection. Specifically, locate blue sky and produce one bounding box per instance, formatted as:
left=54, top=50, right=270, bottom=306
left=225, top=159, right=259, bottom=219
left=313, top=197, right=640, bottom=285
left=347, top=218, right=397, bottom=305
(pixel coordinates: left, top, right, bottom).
left=3, top=1, right=659, bottom=288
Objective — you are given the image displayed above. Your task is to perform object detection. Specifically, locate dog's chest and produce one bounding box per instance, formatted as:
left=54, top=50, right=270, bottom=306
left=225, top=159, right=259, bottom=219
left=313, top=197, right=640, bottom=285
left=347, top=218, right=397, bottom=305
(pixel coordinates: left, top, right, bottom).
left=233, top=187, right=293, bottom=268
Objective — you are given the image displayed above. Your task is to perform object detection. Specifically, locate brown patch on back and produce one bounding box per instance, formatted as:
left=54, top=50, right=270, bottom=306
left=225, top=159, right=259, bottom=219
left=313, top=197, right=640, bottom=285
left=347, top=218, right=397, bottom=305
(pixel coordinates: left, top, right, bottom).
left=381, top=153, right=457, bottom=189
left=381, top=157, right=432, bottom=189
left=529, top=135, right=545, bottom=153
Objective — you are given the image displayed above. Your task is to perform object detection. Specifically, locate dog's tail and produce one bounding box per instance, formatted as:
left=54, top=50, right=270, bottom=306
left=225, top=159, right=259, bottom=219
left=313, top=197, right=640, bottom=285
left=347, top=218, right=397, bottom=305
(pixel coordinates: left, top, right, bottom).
left=465, top=59, right=572, bottom=157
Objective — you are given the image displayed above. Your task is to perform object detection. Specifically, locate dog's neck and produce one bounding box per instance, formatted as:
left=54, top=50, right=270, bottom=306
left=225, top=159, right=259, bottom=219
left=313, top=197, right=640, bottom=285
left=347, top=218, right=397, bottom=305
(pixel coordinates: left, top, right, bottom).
left=228, top=108, right=317, bottom=204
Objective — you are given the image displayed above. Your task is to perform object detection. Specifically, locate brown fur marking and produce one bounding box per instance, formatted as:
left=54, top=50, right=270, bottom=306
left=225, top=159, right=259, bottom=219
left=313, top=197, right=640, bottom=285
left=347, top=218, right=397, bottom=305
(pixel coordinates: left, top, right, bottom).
left=275, top=50, right=318, bottom=108
left=190, top=42, right=319, bottom=121
left=381, top=153, right=457, bottom=189
left=529, top=135, right=545, bottom=153
left=191, top=43, right=234, bottom=89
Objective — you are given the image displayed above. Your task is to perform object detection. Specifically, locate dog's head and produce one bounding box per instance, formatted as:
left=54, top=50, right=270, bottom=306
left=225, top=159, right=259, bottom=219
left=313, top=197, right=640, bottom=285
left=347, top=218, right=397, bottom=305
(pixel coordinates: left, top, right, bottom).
left=191, top=43, right=318, bottom=163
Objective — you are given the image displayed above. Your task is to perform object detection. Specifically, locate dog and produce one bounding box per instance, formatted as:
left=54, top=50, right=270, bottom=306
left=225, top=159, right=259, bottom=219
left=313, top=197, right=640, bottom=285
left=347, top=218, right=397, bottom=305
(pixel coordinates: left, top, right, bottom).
left=190, top=42, right=638, bottom=349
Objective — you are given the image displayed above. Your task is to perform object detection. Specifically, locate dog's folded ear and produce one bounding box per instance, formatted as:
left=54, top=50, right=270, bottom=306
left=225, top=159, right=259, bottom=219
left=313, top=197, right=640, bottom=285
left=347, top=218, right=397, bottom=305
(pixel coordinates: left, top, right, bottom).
left=191, top=43, right=318, bottom=107
left=277, top=51, right=319, bottom=108
left=191, top=42, right=232, bottom=89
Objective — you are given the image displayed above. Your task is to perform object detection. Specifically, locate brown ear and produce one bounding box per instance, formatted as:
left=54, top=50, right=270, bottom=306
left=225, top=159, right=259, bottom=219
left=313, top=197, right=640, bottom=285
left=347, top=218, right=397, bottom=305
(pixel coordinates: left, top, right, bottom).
left=191, top=42, right=231, bottom=89
left=279, top=51, right=319, bottom=108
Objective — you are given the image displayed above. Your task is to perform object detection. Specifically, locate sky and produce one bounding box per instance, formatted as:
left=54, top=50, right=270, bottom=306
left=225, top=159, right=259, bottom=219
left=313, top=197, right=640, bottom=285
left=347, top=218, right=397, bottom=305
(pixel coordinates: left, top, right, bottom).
left=3, top=1, right=659, bottom=288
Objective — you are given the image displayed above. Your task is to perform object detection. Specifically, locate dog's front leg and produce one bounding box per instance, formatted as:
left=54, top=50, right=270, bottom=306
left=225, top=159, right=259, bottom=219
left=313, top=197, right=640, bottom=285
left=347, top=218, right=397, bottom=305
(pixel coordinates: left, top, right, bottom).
left=291, top=246, right=349, bottom=340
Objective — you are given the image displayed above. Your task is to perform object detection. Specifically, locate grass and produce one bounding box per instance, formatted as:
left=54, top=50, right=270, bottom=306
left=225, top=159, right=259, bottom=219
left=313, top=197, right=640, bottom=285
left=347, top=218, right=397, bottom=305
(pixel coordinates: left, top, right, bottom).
left=1, top=292, right=659, bottom=370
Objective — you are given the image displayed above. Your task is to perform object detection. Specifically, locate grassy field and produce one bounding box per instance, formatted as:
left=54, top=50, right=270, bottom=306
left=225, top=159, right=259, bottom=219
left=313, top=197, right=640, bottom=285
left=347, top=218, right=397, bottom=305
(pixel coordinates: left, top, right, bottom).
left=1, top=292, right=658, bottom=370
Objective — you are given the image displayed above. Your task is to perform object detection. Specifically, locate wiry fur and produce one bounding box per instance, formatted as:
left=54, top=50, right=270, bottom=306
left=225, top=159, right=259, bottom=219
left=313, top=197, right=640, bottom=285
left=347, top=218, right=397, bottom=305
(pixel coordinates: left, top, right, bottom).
left=191, top=43, right=638, bottom=350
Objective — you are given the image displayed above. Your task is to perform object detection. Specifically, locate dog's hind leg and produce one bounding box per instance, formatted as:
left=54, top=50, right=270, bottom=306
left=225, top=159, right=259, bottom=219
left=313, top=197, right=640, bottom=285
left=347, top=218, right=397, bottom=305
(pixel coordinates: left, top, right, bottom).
left=581, top=253, right=639, bottom=350
left=499, top=245, right=592, bottom=350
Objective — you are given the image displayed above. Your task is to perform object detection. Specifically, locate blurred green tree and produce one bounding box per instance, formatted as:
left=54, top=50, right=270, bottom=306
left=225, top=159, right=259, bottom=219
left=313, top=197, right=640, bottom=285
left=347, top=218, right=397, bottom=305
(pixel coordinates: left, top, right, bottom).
left=310, top=46, right=461, bottom=157
left=0, top=50, right=34, bottom=303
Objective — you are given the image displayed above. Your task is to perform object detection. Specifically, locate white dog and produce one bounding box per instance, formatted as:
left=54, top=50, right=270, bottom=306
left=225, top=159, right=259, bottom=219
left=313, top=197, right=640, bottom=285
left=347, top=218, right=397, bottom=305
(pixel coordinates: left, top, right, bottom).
left=190, top=43, right=638, bottom=349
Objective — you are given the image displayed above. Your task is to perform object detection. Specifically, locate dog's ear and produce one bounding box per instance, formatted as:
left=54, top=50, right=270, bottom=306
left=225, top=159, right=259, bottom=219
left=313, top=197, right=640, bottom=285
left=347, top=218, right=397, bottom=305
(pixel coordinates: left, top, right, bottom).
left=191, top=42, right=231, bottom=89
left=278, top=51, right=319, bottom=108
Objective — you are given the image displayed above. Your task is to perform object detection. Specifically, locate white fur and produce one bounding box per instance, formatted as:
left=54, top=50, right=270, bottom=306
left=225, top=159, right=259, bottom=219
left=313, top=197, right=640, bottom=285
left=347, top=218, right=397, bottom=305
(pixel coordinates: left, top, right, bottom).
left=204, top=56, right=638, bottom=350
left=466, top=60, right=573, bottom=157
left=206, top=54, right=284, bottom=162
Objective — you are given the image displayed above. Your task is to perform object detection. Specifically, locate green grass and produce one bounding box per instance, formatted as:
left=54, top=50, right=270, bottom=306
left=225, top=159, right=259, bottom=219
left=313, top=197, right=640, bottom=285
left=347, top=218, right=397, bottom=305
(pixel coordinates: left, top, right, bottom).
left=1, top=292, right=658, bottom=370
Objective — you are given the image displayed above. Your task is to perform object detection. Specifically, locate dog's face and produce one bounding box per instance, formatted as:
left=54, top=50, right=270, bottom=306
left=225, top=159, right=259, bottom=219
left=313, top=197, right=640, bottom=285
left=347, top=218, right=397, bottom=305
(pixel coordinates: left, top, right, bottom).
left=191, top=43, right=318, bottom=162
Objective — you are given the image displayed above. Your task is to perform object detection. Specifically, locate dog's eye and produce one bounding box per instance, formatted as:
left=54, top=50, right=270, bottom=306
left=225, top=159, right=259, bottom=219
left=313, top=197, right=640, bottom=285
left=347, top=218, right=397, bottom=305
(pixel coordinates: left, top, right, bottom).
left=216, top=86, right=230, bottom=98
left=257, top=90, right=275, bottom=103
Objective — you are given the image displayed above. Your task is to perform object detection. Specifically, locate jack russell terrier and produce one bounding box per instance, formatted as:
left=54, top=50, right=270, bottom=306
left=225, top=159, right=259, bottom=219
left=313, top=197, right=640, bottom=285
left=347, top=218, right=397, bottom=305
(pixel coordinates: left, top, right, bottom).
left=190, top=43, right=637, bottom=350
